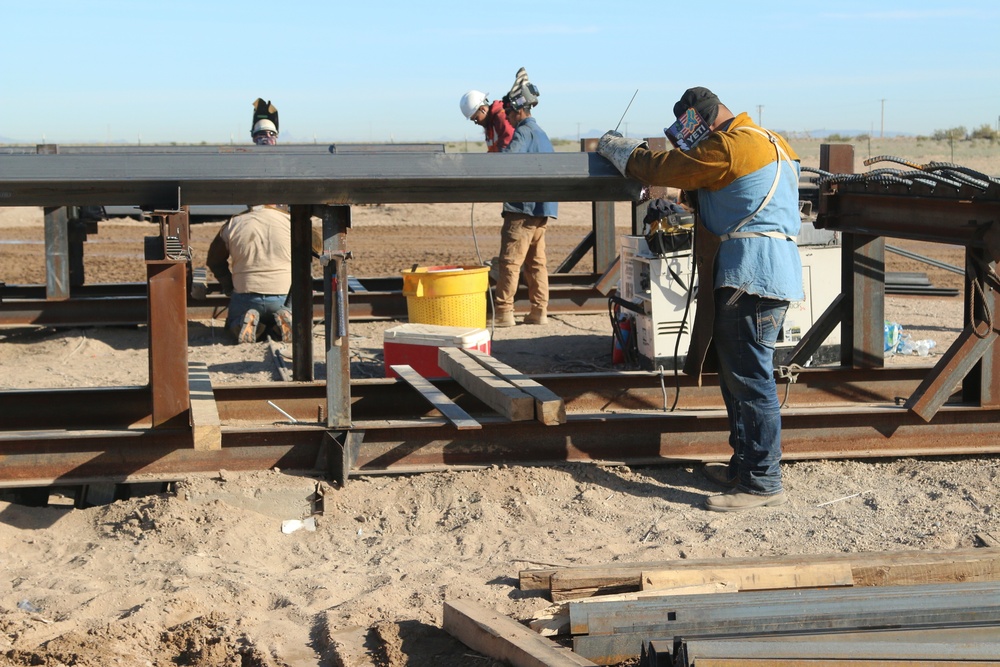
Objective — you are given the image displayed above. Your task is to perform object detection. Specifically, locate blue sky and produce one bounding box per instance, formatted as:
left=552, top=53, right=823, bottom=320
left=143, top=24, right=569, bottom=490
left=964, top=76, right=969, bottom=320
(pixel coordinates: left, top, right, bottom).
left=3, top=1, right=999, bottom=144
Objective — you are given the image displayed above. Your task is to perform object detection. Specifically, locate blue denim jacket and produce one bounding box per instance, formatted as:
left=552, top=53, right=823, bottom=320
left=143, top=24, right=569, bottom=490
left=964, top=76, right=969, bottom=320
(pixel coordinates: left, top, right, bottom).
left=699, top=155, right=804, bottom=301
left=625, top=113, right=803, bottom=302
left=502, top=116, right=558, bottom=219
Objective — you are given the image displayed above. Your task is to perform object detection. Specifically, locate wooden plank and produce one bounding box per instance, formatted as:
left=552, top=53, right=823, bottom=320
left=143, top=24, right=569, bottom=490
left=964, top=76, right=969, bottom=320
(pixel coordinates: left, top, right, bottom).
left=437, top=347, right=534, bottom=421
left=389, top=364, right=481, bottom=430
left=462, top=348, right=566, bottom=425
left=595, top=255, right=620, bottom=296
left=523, top=547, right=1000, bottom=600
left=443, top=598, right=598, bottom=667
left=188, top=361, right=221, bottom=451
left=642, top=562, right=854, bottom=593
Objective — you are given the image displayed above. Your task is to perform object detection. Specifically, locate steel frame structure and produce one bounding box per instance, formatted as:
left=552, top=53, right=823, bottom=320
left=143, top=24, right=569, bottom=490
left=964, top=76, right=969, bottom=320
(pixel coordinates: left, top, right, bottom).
left=1, top=144, right=999, bottom=489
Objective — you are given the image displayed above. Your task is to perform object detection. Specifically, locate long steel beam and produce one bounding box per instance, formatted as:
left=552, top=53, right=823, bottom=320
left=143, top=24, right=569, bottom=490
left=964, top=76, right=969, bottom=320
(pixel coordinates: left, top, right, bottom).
left=2, top=368, right=998, bottom=486
left=0, top=277, right=607, bottom=325
left=0, top=152, right=642, bottom=207
left=3, top=143, right=446, bottom=155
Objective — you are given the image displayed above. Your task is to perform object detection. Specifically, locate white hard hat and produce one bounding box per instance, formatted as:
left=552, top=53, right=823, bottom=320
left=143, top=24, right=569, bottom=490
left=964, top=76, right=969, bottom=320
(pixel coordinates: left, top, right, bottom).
left=459, top=90, right=488, bottom=119
left=252, top=119, right=278, bottom=135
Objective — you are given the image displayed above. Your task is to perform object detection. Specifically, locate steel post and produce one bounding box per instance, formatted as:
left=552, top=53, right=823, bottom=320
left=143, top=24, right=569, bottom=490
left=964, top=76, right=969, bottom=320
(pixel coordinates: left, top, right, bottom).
left=322, top=206, right=352, bottom=429
left=147, top=260, right=189, bottom=429
left=290, top=205, right=315, bottom=381
left=43, top=206, right=69, bottom=300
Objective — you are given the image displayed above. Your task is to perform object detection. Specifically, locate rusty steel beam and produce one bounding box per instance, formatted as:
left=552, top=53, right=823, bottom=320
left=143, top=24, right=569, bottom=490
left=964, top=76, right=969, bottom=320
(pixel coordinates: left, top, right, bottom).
left=1, top=367, right=993, bottom=486
left=147, top=260, right=189, bottom=429
left=0, top=368, right=935, bottom=429
left=0, top=278, right=610, bottom=326
left=0, top=152, right=642, bottom=207
left=1, top=403, right=998, bottom=487
left=818, top=190, right=1000, bottom=246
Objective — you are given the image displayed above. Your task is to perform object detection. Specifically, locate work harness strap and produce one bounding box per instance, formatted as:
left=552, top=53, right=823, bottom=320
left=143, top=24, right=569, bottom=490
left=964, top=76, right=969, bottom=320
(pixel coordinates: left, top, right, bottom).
left=718, top=127, right=798, bottom=243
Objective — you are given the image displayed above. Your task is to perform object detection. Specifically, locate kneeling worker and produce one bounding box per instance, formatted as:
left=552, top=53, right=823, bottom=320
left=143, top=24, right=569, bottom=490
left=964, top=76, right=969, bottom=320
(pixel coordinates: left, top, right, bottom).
left=207, top=98, right=306, bottom=343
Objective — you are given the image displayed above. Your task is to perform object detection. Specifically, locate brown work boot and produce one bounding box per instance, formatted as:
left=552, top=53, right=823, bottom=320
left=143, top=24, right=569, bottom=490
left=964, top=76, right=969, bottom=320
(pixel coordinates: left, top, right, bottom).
left=523, top=308, right=548, bottom=325
left=705, top=489, right=787, bottom=512
left=702, top=463, right=738, bottom=489
left=492, top=311, right=516, bottom=328
left=237, top=309, right=260, bottom=344
left=275, top=309, right=293, bottom=343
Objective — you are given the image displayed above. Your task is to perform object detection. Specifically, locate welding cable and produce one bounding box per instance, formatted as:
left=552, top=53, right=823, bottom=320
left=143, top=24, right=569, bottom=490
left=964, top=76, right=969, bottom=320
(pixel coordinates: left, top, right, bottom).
left=469, top=202, right=497, bottom=338
left=964, top=233, right=1000, bottom=338
left=667, top=254, right=698, bottom=412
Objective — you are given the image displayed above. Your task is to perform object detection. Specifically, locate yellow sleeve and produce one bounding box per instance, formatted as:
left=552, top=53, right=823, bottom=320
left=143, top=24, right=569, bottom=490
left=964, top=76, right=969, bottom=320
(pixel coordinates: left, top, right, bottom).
left=625, top=136, right=733, bottom=191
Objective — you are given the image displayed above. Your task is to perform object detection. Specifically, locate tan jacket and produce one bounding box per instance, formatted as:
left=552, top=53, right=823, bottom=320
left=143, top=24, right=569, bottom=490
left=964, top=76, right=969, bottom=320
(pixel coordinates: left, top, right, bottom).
left=207, top=206, right=292, bottom=295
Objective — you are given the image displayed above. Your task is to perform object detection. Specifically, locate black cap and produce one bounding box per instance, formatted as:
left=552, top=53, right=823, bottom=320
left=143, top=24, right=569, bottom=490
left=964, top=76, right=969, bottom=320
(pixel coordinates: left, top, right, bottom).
left=673, top=87, right=720, bottom=126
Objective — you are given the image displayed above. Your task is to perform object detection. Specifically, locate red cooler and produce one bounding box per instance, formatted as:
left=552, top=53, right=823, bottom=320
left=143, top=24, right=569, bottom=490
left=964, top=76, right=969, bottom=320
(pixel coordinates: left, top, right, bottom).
left=383, top=323, right=492, bottom=379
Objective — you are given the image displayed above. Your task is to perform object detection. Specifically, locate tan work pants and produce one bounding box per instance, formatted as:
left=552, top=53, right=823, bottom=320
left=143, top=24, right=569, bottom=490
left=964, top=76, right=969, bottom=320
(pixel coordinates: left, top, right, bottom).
left=495, top=213, right=548, bottom=315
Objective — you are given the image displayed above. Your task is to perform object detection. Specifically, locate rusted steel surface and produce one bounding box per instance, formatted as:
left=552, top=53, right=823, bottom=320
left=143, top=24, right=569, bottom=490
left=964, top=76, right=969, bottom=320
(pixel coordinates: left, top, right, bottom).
left=0, top=369, right=996, bottom=486
left=1, top=404, right=998, bottom=487
left=147, top=261, right=189, bottom=429
left=819, top=191, right=1000, bottom=245
left=0, top=277, right=606, bottom=326
left=0, top=368, right=942, bottom=429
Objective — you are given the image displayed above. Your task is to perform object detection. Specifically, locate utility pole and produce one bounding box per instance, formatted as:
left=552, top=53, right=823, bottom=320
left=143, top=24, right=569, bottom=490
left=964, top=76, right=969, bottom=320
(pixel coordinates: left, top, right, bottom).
left=757, top=105, right=764, bottom=125
left=880, top=99, right=886, bottom=138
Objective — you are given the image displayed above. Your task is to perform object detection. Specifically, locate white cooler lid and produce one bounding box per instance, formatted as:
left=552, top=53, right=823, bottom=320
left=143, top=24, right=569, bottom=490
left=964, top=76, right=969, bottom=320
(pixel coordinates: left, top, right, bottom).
left=384, top=323, right=491, bottom=346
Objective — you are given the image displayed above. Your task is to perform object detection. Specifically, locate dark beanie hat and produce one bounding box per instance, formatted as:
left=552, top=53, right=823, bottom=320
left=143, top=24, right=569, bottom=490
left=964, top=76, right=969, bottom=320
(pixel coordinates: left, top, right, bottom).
left=673, top=87, right=720, bottom=126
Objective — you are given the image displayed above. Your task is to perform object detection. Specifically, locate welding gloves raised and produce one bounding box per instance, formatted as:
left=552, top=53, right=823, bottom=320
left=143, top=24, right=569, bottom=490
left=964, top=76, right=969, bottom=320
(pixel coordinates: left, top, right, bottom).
left=597, top=130, right=646, bottom=177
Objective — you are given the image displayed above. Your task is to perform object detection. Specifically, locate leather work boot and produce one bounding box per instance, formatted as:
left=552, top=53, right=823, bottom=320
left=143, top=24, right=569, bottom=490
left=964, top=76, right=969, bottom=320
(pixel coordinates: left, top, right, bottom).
left=492, top=311, right=516, bottom=328
left=523, top=308, right=548, bottom=325
left=237, top=309, right=261, bottom=344
left=702, top=463, right=738, bottom=489
left=705, top=490, right=787, bottom=512
left=275, top=309, right=293, bottom=343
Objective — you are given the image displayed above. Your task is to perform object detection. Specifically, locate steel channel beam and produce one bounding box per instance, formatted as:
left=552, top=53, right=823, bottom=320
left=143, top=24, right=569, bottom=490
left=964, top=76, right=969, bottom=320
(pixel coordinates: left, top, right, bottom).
left=0, top=368, right=932, bottom=429
left=2, top=399, right=998, bottom=486
left=0, top=278, right=609, bottom=326
left=1, top=143, right=446, bottom=155
left=819, top=190, right=1000, bottom=245
left=0, top=152, right=642, bottom=207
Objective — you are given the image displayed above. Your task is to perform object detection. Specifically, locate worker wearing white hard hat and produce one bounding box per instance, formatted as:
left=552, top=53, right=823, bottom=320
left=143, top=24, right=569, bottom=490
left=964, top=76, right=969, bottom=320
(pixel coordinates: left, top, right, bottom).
left=459, top=89, right=514, bottom=152
left=250, top=98, right=279, bottom=146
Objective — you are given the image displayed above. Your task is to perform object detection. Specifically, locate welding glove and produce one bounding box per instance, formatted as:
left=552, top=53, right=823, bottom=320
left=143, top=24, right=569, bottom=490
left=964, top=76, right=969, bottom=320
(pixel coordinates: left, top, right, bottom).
left=597, top=130, right=646, bottom=176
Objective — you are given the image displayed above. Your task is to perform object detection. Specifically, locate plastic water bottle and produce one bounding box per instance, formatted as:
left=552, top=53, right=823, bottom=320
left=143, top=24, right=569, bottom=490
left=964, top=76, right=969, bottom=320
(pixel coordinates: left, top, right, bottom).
left=884, top=321, right=902, bottom=354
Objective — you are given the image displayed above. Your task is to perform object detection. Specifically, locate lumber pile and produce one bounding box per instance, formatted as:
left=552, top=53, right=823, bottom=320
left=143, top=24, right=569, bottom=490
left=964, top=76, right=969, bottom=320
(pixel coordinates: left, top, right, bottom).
left=389, top=347, right=566, bottom=428
left=498, top=547, right=1000, bottom=666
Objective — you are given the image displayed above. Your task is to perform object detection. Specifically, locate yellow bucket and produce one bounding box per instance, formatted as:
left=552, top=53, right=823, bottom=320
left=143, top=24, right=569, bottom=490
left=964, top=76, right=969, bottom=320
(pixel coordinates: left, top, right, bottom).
left=402, top=265, right=489, bottom=328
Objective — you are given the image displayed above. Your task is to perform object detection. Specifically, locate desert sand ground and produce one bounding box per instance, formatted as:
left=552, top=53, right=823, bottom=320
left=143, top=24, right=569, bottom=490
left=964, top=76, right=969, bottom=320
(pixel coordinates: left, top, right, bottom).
left=0, top=137, right=996, bottom=666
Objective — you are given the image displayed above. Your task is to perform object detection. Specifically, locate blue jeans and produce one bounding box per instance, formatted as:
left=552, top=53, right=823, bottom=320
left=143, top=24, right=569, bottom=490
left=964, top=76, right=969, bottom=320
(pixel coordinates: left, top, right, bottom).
left=226, top=292, right=290, bottom=341
left=713, top=287, right=788, bottom=495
